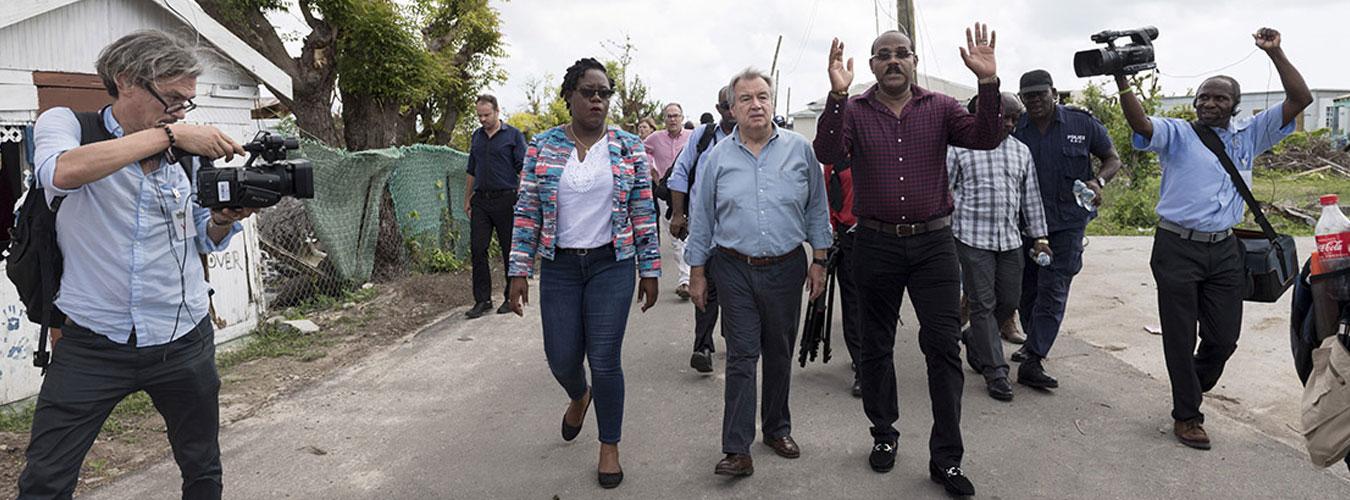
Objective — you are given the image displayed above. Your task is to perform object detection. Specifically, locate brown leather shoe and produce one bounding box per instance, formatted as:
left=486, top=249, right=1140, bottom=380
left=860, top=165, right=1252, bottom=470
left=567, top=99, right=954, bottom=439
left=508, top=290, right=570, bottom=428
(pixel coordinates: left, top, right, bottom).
left=714, top=453, right=754, bottom=476
left=763, top=436, right=801, bottom=459
left=1174, top=419, right=1211, bottom=450
left=1000, top=315, right=1026, bottom=344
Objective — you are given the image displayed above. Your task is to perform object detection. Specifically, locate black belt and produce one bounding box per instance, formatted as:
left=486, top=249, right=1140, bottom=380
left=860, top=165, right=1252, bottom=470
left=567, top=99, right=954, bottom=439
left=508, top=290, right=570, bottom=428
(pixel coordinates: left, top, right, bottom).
left=1158, top=219, right=1232, bottom=243
left=557, top=243, right=613, bottom=255
left=475, top=189, right=516, bottom=199
left=858, top=216, right=951, bottom=237
left=716, top=246, right=800, bottom=266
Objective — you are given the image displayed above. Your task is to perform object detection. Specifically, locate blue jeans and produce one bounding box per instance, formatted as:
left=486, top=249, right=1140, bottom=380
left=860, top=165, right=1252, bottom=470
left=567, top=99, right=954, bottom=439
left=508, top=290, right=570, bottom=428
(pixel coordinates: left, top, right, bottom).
left=539, top=246, right=636, bottom=444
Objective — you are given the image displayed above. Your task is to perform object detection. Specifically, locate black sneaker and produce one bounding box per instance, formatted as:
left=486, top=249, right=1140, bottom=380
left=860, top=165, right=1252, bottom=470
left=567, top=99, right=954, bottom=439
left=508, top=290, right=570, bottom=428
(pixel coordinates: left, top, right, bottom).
left=1017, top=357, right=1059, bottom=389
left=465, top=301, right=492, bottom=319
left=929, top=462, right=975, bottom=496
left=690, top=349, right=713, bottom=373
left=496, top=301, right=512, bottom=315
left=869, top=441, right=896, bottom=473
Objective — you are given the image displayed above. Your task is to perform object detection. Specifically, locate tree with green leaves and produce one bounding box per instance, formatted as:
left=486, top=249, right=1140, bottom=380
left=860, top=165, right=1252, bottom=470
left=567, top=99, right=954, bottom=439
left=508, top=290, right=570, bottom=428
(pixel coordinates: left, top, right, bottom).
left=602, top=37, right=661, bottom=133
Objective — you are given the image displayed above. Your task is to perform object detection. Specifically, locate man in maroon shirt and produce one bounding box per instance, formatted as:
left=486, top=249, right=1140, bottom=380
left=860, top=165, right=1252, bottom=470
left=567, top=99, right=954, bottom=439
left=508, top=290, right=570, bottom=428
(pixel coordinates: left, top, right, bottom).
left=813, top=25, right=1002, bottom=497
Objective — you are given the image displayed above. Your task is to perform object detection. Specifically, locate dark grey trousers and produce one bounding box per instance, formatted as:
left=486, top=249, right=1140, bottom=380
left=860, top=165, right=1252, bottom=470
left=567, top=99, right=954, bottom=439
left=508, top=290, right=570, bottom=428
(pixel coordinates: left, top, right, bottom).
left=711, top=247, right=807, bottom=455
left=957, top=241, right=1022, bottom=382
left=19, top=317, right=222, bottom=500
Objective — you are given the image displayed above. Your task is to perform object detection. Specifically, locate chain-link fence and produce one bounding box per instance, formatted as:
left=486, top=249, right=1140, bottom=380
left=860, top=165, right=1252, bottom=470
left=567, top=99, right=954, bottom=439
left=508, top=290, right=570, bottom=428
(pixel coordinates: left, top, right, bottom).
left=254, top=142, right=471, bottom=310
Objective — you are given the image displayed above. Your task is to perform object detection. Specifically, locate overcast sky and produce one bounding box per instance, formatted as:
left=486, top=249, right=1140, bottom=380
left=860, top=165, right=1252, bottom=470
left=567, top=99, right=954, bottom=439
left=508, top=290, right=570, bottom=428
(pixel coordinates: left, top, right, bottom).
left=481, top=0, right=1349, bottom=122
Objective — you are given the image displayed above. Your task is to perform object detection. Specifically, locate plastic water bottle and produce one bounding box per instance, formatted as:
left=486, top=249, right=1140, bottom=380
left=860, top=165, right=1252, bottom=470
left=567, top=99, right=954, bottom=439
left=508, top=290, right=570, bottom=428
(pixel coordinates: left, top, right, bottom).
left=1029, top=247, right=1052, bottom=267
left=1314, top=194, right=1350, bottom=301
left=1072, top=179, right=1096, bottom=211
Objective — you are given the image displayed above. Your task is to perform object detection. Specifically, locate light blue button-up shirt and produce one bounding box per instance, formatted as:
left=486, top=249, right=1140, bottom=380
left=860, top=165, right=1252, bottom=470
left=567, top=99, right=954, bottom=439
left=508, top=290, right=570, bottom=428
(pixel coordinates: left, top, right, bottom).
left=667, top=123, right=732, bottom=201
left=33, top=107, right=241, bottom=346
left=1133, top=103, right=1294, bottom=232
left=685, top=125, right=832, bottom=267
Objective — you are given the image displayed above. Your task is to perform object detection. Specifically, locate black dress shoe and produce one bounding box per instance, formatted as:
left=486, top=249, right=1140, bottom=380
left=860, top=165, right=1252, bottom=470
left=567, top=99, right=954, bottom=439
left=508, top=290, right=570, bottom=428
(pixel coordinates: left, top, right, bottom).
left=690, top=349, right=713, bottom=373
left=851, top=376, right=862, bottom=398
left=465, top=301, right=493, bottom=319
left=560, top=390, right=591, bottom=441
left=1017, top=357, right=1059, bottom=389
left=987, top=378, right=1014, bottom=402
left=869, top=441, right=896, bottom=473
left=714, top=453, right=754, bottom=476
left=496, top=301, right=512, bottom=315
left=929, top=462, right=976, bottom=496
left=1010, top=345, right=1029, bottom=363
left=597, top=469, right=623, bottom=489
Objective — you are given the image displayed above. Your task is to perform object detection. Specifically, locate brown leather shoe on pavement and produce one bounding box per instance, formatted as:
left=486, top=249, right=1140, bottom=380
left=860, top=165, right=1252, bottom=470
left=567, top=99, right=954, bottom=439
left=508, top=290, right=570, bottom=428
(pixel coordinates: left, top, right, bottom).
left=763, top=436, right=801, bottom=459
left=1000, top=315, right=1026, bottom=344
left=714, top=453, right=754, bottom=476
left=1174, top=419, right=1211, bottom=450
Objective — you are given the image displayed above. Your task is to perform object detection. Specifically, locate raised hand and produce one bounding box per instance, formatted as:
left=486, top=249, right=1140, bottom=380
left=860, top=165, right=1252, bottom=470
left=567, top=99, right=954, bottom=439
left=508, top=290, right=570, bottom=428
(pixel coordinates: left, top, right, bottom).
left=959, top=22, right=997, bottom=79
left=828, top=37, right=854, bottom=93
left=1253, top=27, right=1281, bottom=51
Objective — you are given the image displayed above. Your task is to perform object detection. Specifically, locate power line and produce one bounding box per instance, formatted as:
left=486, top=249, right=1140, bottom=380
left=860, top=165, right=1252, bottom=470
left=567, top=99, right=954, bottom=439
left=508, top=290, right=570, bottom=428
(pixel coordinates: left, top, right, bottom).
left=1157, top=48, right=1260, bottom=79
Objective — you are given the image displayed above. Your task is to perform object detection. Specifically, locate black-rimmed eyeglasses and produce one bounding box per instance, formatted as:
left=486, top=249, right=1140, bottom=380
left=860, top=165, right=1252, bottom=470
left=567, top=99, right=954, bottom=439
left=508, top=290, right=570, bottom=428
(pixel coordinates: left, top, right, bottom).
left=144, top=84, right=197, bottom=114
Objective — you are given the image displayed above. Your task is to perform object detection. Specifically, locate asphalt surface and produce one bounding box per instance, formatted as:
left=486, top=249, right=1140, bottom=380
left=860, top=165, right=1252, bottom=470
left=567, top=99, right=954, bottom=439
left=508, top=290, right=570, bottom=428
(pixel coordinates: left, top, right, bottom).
left=87, top=241, right=1350, bottom=499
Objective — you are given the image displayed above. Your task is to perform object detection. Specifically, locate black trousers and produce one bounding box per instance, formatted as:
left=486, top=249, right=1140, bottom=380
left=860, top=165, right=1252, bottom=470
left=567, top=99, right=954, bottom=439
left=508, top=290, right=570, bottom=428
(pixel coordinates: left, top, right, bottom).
left=836, top=229, right=863, bottom=369
left=854, top=225, right=965, bottom=468
left=470, top=190, right=517, bottom=304
left=712, top=247, right=807, bottom=454
left=693, top=261, right=720, bottom=353
left=19, top=317, right=221, bottom=500
left=1150, top=228, right=1244, bottom=422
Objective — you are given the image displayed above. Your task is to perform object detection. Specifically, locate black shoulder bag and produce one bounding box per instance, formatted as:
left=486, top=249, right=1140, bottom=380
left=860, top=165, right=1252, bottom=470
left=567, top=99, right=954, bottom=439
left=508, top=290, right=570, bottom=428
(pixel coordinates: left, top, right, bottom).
left=1190, top=121, right=1298, bottom=302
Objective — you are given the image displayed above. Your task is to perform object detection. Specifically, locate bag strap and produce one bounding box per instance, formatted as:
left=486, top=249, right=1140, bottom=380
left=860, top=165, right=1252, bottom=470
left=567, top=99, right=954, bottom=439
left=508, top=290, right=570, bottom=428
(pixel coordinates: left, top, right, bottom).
left=1189, top=121, right=1279, bottom=242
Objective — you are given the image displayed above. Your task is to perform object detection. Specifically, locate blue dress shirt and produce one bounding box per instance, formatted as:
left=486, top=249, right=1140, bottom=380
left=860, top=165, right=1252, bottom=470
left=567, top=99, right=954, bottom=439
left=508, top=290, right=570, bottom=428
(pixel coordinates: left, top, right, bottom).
left=667, top=123, right=732, bottom=202
left=684, top=126, right=832, bottom=267
left=1132, top=103, right=1294, bottom=232
left=34, top=106, right=241, bottom=346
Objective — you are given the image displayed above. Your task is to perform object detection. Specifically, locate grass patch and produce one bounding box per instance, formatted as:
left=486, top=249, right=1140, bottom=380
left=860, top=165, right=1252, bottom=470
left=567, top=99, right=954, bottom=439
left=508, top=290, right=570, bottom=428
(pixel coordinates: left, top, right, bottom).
left=283, top=287, right=380, bottom=320
left=0, top=401, right=36, bottom=433
left=216, top=322, right=324, bottom=371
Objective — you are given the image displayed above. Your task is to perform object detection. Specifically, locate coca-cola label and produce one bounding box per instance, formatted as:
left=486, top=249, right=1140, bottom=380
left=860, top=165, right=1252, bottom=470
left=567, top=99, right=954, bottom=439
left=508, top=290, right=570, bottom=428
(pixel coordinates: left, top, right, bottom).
left=1316, top=232, right=1350, bottom=260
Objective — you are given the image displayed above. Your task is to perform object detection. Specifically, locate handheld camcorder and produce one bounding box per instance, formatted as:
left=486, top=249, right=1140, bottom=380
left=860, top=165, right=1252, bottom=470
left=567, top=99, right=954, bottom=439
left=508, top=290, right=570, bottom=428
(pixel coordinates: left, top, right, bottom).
left=196, top=132, right=314, bottom=209
left=1073, top=26, right=1159, bottom=77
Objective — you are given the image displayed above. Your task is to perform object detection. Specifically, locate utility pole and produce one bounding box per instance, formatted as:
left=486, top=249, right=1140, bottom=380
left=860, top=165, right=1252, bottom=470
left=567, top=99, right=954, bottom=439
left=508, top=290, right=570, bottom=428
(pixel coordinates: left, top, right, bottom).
left=897, top=0, right=916, bottom=52
left=770, top=34, right=782, bottom=111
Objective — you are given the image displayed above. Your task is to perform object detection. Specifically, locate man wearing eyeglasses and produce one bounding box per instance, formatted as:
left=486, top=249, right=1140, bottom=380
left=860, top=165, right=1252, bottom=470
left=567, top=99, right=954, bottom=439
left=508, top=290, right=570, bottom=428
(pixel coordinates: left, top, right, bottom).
left=644, top=103, right=692, bottom=297
left=813, top=25, right=1002, bottom=496
left=20, top=30, right=253, bottom=499
left=668, top=87, right=736, bottom=373
left=1009, top=70, right=1122, bottom=391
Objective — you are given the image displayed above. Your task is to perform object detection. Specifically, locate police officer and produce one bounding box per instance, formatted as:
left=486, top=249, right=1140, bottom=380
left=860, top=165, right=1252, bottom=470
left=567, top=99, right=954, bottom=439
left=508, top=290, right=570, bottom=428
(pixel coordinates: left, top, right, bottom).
left=1011, top=69, right=1123, bottom=389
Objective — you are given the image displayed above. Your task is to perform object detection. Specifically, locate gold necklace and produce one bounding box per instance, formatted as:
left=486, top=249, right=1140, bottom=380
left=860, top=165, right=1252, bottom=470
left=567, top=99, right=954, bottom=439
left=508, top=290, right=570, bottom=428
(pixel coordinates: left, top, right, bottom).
left=567, top=124, right=604, bottom=152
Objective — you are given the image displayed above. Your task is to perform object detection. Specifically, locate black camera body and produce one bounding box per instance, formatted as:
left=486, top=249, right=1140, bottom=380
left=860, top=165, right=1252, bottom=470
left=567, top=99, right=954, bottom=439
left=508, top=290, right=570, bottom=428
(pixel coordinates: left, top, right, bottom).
left=196, top=132, right=314, bottom=209
left=1073, top=26, right=1159, bottom=77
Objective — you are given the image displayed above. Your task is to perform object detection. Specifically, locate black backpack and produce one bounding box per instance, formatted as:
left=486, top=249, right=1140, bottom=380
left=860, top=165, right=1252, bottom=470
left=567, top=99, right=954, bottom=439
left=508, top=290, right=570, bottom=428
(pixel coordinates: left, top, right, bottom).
left=5, top=109, right=192, bottom=369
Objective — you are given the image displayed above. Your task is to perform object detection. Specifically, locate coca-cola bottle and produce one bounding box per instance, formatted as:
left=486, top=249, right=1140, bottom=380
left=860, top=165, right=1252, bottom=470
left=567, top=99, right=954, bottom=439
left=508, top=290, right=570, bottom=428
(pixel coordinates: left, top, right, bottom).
left=1314, top=194, right=1350, bottom=301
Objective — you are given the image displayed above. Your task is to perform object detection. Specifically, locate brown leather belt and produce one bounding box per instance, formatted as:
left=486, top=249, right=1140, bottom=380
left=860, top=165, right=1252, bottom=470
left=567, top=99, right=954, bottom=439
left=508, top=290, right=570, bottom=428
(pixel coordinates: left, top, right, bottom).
left=716, top=246, right=799, bottom=266
left=857, top=216, right=951, bottom=237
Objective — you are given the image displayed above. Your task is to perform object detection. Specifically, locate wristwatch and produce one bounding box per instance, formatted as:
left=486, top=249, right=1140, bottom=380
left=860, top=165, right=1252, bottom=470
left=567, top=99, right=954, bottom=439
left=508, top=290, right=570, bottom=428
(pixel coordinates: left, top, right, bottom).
left=1096, top=176, right=1107, bottom=187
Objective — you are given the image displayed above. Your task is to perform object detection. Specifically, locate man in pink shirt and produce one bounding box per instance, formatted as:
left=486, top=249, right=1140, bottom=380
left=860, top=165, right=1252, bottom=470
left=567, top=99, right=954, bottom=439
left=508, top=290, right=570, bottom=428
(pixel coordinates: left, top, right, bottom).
left=645, top=103, right=693, bottom=296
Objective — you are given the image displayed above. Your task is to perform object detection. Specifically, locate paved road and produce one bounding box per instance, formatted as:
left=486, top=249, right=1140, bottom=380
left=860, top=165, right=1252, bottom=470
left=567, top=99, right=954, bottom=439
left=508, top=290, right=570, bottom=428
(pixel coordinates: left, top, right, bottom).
left=89, top=241, right=1350, bottom=499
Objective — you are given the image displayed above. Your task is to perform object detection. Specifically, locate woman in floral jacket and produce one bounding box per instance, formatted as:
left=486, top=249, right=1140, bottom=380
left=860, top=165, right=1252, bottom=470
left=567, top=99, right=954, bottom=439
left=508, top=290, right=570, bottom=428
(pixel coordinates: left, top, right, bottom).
left=506, top=58, right=660, bottom=489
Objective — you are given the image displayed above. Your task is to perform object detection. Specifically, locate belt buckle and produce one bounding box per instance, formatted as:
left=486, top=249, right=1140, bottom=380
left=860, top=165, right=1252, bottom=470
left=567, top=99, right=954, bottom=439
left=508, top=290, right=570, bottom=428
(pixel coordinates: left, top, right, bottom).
left=895, top=223, right=916, bottom=237
left=575, top=248, right=589, bottom=256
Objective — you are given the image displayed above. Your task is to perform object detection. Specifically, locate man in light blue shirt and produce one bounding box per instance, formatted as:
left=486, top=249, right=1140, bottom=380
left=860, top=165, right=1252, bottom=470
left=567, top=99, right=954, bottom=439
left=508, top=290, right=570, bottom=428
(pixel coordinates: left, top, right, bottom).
left=686, top=69, right=831, bottom=477
left=666, top=85, right=735, bottom=373
left=20, top=31, right=255, bottom=499
left=1118, top=26, right=1311, bottom=452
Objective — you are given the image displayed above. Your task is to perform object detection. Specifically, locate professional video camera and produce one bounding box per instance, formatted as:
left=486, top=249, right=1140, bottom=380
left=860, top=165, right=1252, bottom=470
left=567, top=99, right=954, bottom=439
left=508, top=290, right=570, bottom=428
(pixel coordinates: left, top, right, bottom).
left=1073, top=26, right=1159, bottom=77
left=195, top=131, right=314, bottom=209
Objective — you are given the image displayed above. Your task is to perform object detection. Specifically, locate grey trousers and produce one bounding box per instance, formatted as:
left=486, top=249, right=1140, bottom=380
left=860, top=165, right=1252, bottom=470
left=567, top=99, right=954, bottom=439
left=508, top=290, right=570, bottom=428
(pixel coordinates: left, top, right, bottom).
left=711, top=247, right=807, bottom=455
left=957, top=241, right=1022, bottom=382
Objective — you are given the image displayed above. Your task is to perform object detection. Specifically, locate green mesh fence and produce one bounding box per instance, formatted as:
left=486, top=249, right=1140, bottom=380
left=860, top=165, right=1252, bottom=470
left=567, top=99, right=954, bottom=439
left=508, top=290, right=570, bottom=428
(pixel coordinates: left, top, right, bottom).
left=285, top=142, right=470, bottom=285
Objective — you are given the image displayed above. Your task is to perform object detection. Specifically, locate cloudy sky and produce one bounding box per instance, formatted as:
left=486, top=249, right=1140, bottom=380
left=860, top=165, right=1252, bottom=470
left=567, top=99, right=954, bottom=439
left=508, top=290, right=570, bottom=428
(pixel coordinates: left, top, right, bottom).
left=483, top=0, right=1349, bottom=121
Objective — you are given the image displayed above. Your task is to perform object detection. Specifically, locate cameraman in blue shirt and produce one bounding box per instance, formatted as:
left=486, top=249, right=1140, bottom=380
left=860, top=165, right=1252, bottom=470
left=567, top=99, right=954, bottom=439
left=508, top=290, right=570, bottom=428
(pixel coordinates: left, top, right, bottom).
left=1119, top=27, right=1311, bottom=451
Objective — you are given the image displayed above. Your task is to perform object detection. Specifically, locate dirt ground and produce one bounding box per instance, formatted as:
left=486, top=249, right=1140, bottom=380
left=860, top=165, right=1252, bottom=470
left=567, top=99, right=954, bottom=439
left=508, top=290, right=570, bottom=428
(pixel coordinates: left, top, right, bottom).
left=0, top=270, right=475, bottom=498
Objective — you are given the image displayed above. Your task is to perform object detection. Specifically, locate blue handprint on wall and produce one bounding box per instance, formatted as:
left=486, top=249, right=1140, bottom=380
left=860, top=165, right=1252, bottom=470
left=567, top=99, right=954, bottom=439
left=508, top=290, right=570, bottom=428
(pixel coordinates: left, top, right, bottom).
left=5, top=305, right=20, bottom=332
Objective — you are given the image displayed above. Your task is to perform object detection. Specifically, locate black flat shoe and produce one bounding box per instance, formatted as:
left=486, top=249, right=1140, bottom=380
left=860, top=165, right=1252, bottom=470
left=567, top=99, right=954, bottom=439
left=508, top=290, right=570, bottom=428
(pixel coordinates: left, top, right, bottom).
left=929, top=461, right=976, bottom=497
left=561, top=390, right=591, bottom=442
left=598, top=469, right=623, bottom=489
left=869, top=441, right=896, bottom=473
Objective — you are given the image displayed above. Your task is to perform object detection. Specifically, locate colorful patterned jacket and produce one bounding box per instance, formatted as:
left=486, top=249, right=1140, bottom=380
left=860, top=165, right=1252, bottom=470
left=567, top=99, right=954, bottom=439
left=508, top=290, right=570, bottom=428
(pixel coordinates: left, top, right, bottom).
left=509, top=125, right=662, bottom=278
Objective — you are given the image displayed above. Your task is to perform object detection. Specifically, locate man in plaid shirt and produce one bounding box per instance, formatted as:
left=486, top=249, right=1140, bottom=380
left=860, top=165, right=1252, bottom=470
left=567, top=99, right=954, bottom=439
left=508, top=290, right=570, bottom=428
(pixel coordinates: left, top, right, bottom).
left=947, top=92, right=1052, bottom=403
